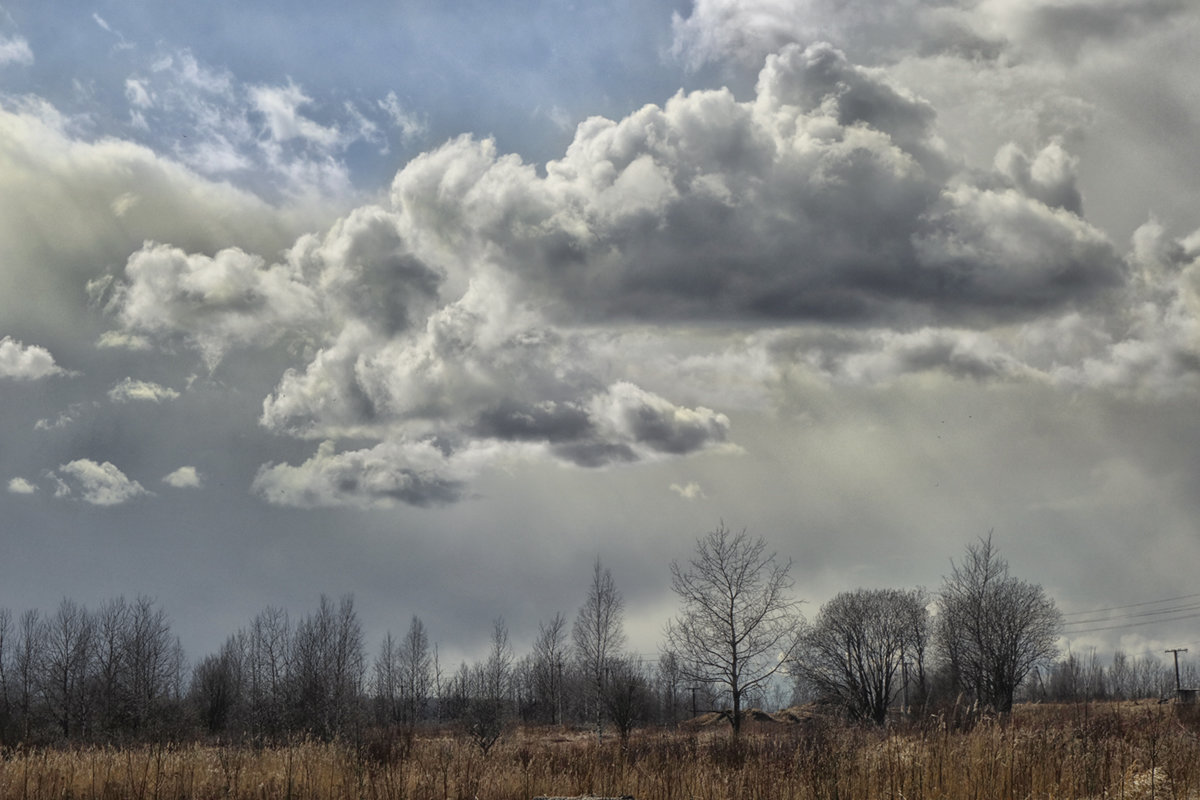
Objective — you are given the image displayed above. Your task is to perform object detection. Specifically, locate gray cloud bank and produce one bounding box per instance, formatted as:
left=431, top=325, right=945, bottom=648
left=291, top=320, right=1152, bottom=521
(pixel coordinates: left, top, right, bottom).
left=79, top=38, right=1200, bottom=508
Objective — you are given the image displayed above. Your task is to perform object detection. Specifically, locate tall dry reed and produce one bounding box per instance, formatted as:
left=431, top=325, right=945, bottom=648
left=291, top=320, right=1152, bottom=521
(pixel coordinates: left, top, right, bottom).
left=1, top=703, right=1197, bottom=800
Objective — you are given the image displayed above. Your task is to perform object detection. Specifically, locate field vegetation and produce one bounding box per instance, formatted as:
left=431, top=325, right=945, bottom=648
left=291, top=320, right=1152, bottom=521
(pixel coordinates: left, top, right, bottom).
left=2, top=702, right=1200, bottom=800
left=3, top=531, right=1199, bottom=797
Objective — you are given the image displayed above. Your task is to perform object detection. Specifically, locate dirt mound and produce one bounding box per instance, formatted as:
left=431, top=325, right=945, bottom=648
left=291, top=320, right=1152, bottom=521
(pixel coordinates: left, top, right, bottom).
left=680, top=704, right=828, bottom=728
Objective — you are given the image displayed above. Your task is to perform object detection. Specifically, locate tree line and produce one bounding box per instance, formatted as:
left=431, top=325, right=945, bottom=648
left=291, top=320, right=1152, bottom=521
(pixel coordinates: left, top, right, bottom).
left=0, top=526, right=1189, bottom=748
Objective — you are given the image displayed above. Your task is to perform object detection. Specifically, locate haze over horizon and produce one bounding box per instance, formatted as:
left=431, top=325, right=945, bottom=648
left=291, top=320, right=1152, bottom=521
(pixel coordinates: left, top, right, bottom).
left=3, top=0, right=1200, bottom=669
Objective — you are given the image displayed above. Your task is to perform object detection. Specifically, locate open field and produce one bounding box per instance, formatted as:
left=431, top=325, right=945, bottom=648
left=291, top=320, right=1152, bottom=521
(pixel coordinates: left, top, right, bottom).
left=2, top=703, right=1199, bottom=800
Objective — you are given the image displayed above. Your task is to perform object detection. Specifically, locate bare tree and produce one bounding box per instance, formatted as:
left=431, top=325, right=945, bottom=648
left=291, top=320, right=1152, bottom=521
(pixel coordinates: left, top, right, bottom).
left=244, top=606, right=290, bottom=738
left=290, top=595, right=365, bottom=738
left=936, top=534, right=1061, bottom=712
left=532, top=613, right=567, bottom=724
left=191, top=634, right=245, bottom=735
left=13, top=610, right=42, bottom=740
left=0, top=608, right=11, bottom=742
left=399, top=615, right=432, bottom=725
left=372, top=631, right=402, bottom=725
left=665, top=523, right=803, bottom=736
left=797, top=588, right=928, bottom=725
left=573, top=558, right=625, bottom=737
left=92, top=597, right=131, bottom=734
left=462, top=617, right=513, bottom=755
left=123, top=596, right=180, bottom=735
left=603, top=656, right=651, bottom=745
left=656, top=651, right=685, bottom=727
left=40, top=598, right=93, bottom=738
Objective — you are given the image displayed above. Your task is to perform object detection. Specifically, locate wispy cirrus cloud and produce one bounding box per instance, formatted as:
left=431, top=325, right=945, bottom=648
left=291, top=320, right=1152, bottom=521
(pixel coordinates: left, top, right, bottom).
left=0, top=34, right=32, bottom=66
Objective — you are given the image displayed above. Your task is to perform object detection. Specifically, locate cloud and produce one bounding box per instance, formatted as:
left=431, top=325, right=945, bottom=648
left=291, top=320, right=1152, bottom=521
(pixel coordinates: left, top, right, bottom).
left=110, top=48, right=409, bottom=203
left=108, top=377, right=181, bottom=403
left=379, top=91, right=427, bottom=141
left=0, top=35, right=33, bottom=67
left=162, top=466, right=203, bottom=488
left=0, top=336, right=69, bottom=380
left=54, top=459, right=149, bottom=506
left=91, top=41, right=1154, bottom=507
left=669, top=0, right=1001, bottom=70
left=994, top=139, right=1083, bottom=215
left=0, top=96, right=313, bottom=339
left=252, top=439, right=470, bottom=509
left=387, top=43, right=1121, bottom=325
left=250, top=81, right=343, bottom=149
left=756, top=216, right=1200, bottom=397
left=108, top=242, right=322, bottom=368
left=7, top=477, right=37, bottom=494
left=35, top=402, right=93, bottom=431
left=125, top=78, right=154, bottom=109
left=816, top=327, right=1034, bottom=385
left=669, top=0, right=1189, bottom=72
left=586, top=381, right=730, bottom=459
left=670, top=481, right=706, bottom=500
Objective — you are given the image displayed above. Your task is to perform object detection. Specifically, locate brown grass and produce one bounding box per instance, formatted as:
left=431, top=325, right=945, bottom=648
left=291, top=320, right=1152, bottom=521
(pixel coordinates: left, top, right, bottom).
left=2, top=703, right=1199, bottom=800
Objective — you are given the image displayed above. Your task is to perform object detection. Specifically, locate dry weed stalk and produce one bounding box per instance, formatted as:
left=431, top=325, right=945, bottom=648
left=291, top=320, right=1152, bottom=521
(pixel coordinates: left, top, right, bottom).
left=1, top=705, right=1199, bottom=800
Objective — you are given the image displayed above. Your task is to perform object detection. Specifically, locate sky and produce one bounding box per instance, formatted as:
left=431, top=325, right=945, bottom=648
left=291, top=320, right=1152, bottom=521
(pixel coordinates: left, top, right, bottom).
left=3, top=0, right=1200, bottom=671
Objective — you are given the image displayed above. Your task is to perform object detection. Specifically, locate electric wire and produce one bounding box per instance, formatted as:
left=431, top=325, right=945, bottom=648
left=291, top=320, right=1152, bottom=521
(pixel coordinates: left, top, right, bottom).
left=1062, top=601, right=1200, bottom=629
left=1061, top=592, right=1200, bottom=618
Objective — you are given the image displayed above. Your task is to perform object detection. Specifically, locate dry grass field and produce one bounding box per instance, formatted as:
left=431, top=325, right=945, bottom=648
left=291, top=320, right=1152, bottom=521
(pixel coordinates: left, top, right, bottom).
left=2, top=703, right=1199, bottom=800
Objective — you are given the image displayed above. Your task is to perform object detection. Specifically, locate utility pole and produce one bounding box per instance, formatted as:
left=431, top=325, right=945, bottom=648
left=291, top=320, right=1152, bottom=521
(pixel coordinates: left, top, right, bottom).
left=1166, top=648, right=1189, bottom=692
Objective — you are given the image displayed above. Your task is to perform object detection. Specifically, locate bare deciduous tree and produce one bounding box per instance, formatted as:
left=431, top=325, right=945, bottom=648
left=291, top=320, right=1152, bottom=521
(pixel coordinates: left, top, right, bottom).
left=40, top=598, right=93, bottom=738
left=372, top=631, right=402, bottom=725
left=13, top=610, right=42, bottom=740
left=399, top=615, right=432, bottom=725
left=665, top=523, right=803, bottom=736
left=291, top=594, right=365, bottom=738
left=603, top=656, right=650, bottom=746
left=0, top=608, right=11, bottom=741
left=573, top=558, right=625, bottom=737
left=656, top=650, right=685, bottom=728
left=531, top=613, right=567, bottom=724
left=797, top=587, right=928, bottom=725
left=463, top=617, right=512, bottom=755
left=936, top=534, right=1061, bottom=712
left=192, top=635, right=244, bottom=735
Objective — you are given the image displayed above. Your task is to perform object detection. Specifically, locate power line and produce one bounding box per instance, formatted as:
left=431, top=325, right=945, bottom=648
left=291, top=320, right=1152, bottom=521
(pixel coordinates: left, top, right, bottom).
left=1062, top=601, right=1200, bottom=629
left=1062, top=610, right=1200, bottom=635
left=1061, top=592, right=1200, bottom=618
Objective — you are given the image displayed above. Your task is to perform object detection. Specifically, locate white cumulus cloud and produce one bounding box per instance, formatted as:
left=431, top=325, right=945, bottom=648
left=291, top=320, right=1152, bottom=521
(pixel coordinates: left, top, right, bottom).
left=7, top=477, right=37, bottom=494
left=0, top=336, right=69, bottom=380
left=54, top=459, right=149, bottom=506
left=108, top=377, right=181, bottom=403
left=162, top=466, right=203, bottom=488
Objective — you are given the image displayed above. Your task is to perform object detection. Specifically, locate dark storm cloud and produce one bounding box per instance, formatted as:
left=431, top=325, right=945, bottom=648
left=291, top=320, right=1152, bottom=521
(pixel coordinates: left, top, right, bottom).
left=470, top=399, right=595, bottom=443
